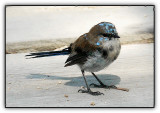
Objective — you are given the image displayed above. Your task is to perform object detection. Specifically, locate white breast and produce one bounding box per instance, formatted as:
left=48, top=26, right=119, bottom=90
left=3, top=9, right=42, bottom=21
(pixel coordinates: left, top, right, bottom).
left=79, top=38, right=121, bottom=72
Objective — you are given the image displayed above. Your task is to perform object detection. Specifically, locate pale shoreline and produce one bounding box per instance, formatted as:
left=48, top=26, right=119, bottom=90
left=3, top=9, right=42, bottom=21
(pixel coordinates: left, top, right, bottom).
left=6, top=6, right=154, bottom=54
left=6, top=6, right=154, bottom=43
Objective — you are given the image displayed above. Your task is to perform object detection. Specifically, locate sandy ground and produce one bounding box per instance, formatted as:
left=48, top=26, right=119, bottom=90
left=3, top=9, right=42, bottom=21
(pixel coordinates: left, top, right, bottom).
left=6, top=43, right=154, bottom=107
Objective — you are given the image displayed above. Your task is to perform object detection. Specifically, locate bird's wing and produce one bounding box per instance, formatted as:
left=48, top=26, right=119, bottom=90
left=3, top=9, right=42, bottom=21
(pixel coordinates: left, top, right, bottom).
left=64, top=52, right=87, bottom=67
left=64, top=34, right=98, bottom=67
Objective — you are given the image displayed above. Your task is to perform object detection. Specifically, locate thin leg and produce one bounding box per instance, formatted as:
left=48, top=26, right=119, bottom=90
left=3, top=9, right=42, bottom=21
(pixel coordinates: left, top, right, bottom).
left=82, top=70, right=90, bottom=90
left=91, top=72, right=106, bottom=86
left=78, top=70, right=104, bottom=96
left=90, top=72, right=117, bottom=89
left=90, top=72, right=129, bottom=92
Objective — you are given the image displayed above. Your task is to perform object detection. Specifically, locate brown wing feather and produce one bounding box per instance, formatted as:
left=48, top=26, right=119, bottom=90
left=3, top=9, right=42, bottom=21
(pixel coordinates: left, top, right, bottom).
left=64, top=54, right=87, bottom=67
left=72, top=34, right=98, bottom=52
left=65, top=34, right=98, bottom=67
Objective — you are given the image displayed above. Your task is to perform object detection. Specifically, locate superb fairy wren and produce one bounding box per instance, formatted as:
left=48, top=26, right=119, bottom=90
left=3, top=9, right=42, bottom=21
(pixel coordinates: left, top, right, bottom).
left=26, top=22, right=129, bottom=95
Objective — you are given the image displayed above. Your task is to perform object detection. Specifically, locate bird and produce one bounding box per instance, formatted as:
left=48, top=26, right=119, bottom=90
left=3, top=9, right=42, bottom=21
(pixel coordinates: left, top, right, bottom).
left=26, top=22, right=128, bottom=96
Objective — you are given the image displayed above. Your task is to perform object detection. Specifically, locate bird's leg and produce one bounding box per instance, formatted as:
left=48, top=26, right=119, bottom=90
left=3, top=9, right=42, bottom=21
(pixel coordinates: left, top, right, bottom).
left=78, top=70, right=104, bottom=96
left=90, top=72, right=117, bottom=89
left=90, top=72, right=129, bottom=91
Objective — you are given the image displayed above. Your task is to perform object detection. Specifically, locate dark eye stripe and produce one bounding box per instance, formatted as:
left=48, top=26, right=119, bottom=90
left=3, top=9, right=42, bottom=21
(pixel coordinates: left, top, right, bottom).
left=101, top=34, right=113, bottom=37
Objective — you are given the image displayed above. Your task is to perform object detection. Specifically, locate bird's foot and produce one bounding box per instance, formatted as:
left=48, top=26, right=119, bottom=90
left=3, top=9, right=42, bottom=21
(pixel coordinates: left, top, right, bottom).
left=90, top=83, right=117, bottom=89
left=89, top=83, right=129, bottom=92
left=78, top=88, right=104, bottom=96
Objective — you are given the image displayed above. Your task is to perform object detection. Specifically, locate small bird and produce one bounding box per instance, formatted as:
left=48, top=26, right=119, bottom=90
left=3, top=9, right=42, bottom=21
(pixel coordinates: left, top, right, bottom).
left=26, top=22, right=128, bottom=95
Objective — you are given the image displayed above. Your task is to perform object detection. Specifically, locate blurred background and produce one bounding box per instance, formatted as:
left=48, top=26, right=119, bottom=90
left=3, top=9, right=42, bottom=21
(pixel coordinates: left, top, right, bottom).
left=6, top=6, right=154, bottom=54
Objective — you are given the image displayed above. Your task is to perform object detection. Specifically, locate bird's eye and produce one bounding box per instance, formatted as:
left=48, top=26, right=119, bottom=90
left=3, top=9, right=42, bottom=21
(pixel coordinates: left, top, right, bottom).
left=102, top=34, right=113, bottom=37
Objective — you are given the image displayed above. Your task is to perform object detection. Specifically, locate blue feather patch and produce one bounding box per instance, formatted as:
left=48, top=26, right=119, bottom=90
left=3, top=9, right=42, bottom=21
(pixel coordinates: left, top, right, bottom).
left=96, top=42, right=100, bottom=46
left=99, top=37, right=104, bottom=41
left=105, top=25, right=109, bottom=29
left=99, top=23, right=104, bottom=26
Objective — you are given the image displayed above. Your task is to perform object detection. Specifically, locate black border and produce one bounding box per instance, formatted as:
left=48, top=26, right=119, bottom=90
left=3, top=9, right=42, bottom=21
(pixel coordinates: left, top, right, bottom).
left=5, top=5, right=155, bottom=108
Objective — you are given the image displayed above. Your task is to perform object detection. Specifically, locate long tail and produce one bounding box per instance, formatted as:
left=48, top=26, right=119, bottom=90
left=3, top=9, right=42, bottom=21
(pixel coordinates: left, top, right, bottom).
left=25, top=47, right=71, bottom=59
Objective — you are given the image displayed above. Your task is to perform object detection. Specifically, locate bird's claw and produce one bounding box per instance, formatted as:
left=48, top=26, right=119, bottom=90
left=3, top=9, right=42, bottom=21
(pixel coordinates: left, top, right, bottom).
left=78, top=89, right=104, bottom=96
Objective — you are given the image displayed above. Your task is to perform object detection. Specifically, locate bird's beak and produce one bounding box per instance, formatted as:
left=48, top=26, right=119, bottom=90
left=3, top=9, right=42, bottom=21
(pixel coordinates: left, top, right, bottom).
left=114, top=34, right=120, bottom=38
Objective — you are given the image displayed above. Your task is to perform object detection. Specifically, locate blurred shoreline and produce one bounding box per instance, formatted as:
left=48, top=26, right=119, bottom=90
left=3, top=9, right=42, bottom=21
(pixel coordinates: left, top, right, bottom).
left=6, top=33, right=154, bottom=54
left=6, top=6, right=154, bottom=54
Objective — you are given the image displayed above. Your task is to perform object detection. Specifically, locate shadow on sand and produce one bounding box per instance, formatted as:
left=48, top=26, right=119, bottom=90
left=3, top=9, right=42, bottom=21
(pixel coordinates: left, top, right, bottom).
left=26, top=74, right=121, bottom=87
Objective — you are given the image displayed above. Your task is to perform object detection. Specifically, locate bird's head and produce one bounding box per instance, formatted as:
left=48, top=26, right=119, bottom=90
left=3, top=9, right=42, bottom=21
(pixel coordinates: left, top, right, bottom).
left=89, top=22, right=120, bottom=38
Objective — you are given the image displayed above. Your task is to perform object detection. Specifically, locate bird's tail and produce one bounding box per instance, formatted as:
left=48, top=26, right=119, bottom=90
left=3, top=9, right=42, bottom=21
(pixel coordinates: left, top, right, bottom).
left=25, top=47, right=71, bottom=59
